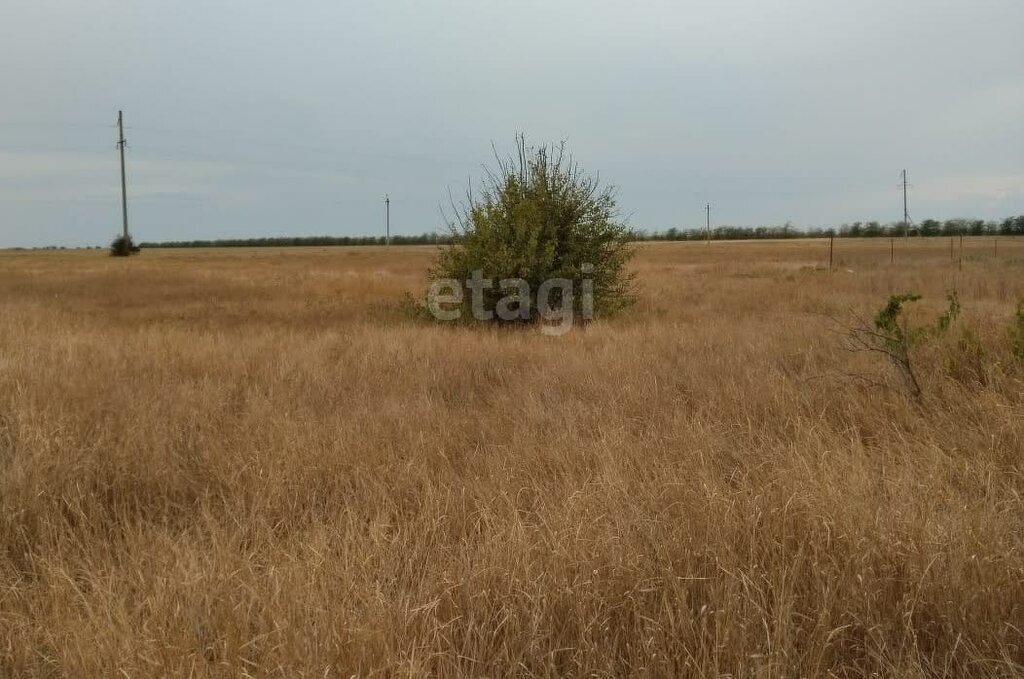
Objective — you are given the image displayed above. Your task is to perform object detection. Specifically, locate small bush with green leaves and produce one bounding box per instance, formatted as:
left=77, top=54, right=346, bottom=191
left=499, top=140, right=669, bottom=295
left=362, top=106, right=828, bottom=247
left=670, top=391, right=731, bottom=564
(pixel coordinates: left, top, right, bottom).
left=933, top=290, right=961, bottom=334
left=846, top=291, right=961, bottom=399
left=110, top=234, right=140, bottom=257
left=430, top=136, right=635, bottom=324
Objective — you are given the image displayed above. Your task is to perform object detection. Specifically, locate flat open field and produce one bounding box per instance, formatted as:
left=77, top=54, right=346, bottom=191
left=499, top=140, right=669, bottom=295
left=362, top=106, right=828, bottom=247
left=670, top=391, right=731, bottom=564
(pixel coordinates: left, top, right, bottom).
left=1, top=238, right=1023, bottom=676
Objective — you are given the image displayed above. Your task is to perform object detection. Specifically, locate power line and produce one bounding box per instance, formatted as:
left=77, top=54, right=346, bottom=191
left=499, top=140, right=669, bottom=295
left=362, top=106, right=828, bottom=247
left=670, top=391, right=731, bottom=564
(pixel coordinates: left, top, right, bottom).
left=0, top=121, right=116, bottom=129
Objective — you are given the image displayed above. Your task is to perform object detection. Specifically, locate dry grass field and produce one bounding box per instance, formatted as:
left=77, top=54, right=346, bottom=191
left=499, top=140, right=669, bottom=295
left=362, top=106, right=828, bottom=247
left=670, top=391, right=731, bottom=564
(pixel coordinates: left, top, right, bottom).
left=1, top=238, right=1023, bottom=677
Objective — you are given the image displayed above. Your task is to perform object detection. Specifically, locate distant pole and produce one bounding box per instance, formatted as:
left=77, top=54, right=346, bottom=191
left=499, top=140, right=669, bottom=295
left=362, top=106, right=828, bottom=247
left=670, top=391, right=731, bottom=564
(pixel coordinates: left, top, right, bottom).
left=829, top=235, right=834, bottom=272
left=385, top=194, right=390, bottom=246
left=117, top=110, right=129, bottom=240
left=890, top=237, right=894, bottom=265
left=902, top=169, right=910, bottom=239
left=705, top=203, right=711, bottom=245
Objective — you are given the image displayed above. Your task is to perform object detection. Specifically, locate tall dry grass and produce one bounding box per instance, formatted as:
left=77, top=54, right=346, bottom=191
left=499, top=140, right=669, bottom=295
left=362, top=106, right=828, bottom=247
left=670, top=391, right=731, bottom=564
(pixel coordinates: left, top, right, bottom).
left=0, top=238, right=1022, bottom=676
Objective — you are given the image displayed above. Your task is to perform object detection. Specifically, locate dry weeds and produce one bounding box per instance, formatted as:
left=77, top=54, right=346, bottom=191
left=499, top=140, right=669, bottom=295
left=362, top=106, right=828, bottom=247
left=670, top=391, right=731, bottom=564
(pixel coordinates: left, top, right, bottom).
left=1, top=238, right=1022, bottom=676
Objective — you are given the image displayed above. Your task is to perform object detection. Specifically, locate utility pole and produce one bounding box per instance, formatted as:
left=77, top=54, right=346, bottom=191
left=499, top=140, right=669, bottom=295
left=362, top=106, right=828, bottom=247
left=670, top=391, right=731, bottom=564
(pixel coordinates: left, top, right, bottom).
left=385, top=194, right=390, bottom=246
left=705, top=203, right=711, bottom=245
left=117, top=110, right=129, bottom=240
left=901, top=169, right=910, bottom=239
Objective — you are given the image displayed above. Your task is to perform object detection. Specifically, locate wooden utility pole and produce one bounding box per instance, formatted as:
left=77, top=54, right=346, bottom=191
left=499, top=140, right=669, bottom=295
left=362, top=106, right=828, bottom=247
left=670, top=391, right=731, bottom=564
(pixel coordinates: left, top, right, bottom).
left=705, top=203, right=711, bottom=245
left=385, top=194, right=390, bottom=246
left=117, top=110, right=129, bottom=240
left=901, top=169, right=910, bottom=238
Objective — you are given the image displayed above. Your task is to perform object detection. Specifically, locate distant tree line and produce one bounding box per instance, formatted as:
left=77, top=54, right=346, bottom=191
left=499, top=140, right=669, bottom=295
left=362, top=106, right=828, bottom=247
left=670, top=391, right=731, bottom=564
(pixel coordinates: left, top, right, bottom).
left=137, top=215, right=1024, bottom=249
left=642, top=215, right=1024, bottom=242
left=139, top=233, right=451, bottom=248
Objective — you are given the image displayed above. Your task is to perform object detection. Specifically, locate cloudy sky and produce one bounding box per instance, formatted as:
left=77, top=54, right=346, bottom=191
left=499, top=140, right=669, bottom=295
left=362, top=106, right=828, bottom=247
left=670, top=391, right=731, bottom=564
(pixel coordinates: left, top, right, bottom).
left=1, top=0, right=1021, bottom=247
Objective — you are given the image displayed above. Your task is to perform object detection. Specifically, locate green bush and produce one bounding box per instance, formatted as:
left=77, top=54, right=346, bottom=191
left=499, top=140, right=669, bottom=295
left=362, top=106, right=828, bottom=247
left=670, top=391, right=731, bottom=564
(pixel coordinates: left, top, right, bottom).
left=847, top=291, right=962, bottom=399
left=110, top=234, right=140, bottom=257
left=429, top=136, right=635, bottom=324
left=868, top=293, right=925, bottom=398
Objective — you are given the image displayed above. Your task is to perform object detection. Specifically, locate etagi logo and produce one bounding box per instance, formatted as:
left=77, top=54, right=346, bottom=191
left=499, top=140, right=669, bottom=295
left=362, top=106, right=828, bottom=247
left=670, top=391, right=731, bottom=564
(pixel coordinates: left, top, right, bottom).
left=427, top=264, right=594, bottom=336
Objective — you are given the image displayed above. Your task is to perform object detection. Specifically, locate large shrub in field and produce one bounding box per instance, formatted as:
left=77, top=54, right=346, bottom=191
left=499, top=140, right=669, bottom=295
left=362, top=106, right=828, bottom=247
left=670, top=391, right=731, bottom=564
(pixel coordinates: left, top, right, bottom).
left=430, top=136, right=635, bottom=324
left=110, top=234, right=140, bottom=257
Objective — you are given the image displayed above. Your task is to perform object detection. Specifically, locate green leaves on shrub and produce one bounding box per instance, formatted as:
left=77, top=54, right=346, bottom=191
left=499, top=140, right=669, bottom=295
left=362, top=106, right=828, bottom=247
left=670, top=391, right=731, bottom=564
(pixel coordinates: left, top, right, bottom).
left=851, top=291, right=962, bottom=399
left=873, top=293, right=924, bottom=351
left=110, top=234, right=140, bottom=257
left=430, top=135, right=635, bottom=324
left=934, top=290, right=961, bottom=334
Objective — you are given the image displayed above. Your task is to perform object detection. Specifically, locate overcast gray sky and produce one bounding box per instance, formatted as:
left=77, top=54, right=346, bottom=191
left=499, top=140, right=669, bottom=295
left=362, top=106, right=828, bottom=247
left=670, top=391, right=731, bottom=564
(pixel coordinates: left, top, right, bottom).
left=1, top=0, right=1021, bottom=247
